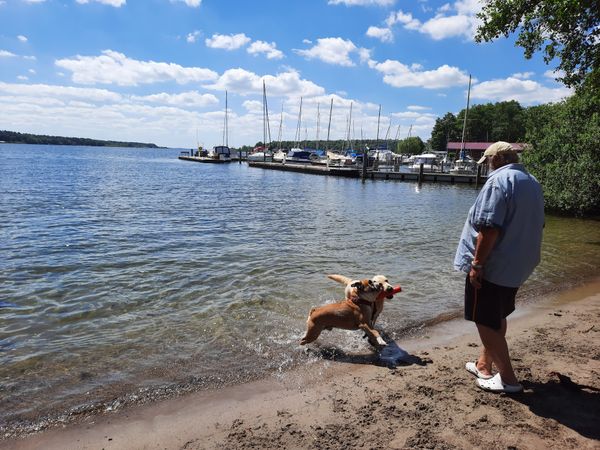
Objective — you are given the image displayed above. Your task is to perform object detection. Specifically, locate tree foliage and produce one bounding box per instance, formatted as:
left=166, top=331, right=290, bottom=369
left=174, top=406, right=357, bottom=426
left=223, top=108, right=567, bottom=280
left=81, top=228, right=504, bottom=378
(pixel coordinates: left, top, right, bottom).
left=475, top=0, right=600, bottom=89
left=521, top=83, right=599, bottom=216
left=429, top=101, right=527, bottom=152
left=430, top=113, right=461, bottom=153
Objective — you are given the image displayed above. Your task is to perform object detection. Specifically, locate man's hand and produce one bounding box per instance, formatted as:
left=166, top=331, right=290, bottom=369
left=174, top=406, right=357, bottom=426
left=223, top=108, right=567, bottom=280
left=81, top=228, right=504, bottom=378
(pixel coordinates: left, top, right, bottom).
left=469, top=266, right=483, bottom=289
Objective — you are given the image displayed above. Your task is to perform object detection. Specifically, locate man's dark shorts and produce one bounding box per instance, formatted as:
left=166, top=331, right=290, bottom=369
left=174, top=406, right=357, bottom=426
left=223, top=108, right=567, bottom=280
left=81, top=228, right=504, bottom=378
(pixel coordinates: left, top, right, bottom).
left=464, top=275, right=518, bottom=330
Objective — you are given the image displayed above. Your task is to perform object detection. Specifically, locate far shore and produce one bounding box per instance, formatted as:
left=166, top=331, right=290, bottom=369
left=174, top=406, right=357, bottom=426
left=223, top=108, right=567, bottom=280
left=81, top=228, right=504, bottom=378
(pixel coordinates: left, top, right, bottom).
left=3, top=278, right=599, bottom=450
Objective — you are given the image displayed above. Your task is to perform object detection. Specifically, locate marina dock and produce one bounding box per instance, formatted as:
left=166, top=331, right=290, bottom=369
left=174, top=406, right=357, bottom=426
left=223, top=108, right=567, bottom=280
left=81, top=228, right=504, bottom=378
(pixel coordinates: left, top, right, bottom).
left=247, top=161, right=486, bottom=185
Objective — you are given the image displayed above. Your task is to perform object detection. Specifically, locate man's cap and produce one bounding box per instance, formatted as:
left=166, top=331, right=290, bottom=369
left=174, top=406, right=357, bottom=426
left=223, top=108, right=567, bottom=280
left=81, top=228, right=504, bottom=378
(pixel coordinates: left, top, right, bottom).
left=477, top=141, right=515, bottom=164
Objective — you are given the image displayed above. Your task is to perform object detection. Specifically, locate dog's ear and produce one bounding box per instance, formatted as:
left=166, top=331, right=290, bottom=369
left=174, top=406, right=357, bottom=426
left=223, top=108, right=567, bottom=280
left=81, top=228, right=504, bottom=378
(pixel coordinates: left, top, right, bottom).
left=351, top=281, right=363, bottom=291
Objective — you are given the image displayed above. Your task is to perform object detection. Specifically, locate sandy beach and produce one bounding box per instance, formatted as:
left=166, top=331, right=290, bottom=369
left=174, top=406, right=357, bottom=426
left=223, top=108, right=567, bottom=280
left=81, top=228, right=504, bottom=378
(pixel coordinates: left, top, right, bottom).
left=3, top=279, right=599, bottom=450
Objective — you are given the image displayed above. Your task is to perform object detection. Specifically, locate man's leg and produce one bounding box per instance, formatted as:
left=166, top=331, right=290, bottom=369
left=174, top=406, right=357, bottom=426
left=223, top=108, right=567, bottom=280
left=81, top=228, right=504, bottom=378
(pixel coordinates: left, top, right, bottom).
left=476, top=319, right=506, bottom=376
left=476, top=319, right=518, bottom=385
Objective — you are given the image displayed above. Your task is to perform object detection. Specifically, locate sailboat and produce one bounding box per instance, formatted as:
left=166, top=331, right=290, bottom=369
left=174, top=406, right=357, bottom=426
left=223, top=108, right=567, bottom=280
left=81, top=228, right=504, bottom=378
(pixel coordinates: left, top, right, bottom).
left=450, top=75, right=477, bottom=174
left=195, top=91, right=232, bottom=163
left=285, top=97, right=314, bottom=163
left=248, top=81, right=273, bottom=162
left=272, top=104, right=286, bottom=162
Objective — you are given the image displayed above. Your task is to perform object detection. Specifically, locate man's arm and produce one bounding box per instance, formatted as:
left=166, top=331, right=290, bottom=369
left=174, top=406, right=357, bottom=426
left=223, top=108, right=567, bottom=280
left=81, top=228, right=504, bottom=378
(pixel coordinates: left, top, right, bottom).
left=469, top=226, right=500, bottom=289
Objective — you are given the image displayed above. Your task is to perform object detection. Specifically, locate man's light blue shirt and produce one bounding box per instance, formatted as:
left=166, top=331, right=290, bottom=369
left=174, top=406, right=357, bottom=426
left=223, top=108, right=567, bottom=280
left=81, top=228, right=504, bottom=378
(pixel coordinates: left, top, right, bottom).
left=454, top=163, right=544, bottom=288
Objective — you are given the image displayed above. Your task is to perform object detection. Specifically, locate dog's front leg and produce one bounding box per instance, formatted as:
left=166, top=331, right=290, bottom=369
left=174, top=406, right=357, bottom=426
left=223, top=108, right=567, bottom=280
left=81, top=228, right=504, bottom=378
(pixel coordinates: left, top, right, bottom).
left=358, top=323, right=387, bottom=348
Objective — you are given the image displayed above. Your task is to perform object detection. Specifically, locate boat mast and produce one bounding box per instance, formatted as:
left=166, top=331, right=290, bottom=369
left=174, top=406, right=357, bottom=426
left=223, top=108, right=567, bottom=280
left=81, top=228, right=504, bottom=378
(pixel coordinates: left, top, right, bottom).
left=326, top=97, right=333, bottom=154
left=223, top=90, right=228, bottom=147
left=460, top=74, right=472, bottom=160
left=277, top=103, right=283, bottom=150
left=384, top=116, right=392, bottom=151
left=375, top=104, right=381, bottom=149
left=294, top=97, right=303, bottom=148
left=394, top=124, right=401, bottom=153
left=316, top=103, right=320, bottom=151
left=345, top=102, right=353, bottom=151
left=262, top=80, right=271, bottom=148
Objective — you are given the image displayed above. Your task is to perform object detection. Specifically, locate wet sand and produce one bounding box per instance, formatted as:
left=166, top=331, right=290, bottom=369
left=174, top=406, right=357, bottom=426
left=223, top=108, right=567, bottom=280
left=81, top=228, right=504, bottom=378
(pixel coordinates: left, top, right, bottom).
left=3, top=280, right=599, bottom=450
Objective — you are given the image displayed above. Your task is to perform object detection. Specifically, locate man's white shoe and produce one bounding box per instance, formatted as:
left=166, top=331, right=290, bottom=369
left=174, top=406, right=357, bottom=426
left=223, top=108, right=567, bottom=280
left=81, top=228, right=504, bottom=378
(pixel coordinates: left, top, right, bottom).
left=476, top=373, right=523, bottom=393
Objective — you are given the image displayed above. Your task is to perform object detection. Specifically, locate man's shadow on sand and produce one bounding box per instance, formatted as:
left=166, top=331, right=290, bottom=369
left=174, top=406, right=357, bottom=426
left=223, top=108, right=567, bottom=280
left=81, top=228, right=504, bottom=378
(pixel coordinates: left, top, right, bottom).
left=306, top=331, right=431, bottom=368
left=513, top=377, right=600, bottom=440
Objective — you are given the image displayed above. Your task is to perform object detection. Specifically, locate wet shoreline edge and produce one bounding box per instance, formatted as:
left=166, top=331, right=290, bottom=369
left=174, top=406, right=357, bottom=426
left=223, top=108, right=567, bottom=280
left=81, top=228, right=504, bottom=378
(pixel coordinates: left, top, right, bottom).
left=2, top=274, right=599, bottom=441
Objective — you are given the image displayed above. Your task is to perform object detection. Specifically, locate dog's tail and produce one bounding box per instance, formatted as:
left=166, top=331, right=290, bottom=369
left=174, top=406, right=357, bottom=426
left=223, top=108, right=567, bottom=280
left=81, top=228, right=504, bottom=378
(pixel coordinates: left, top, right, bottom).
left=327, top=274, right=352, bottom=285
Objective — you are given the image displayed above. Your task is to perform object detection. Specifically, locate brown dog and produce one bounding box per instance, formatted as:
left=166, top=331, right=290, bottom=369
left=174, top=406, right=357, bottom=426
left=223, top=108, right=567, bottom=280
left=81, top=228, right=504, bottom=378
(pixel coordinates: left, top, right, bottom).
left=300, top=274, right=395, bottom=348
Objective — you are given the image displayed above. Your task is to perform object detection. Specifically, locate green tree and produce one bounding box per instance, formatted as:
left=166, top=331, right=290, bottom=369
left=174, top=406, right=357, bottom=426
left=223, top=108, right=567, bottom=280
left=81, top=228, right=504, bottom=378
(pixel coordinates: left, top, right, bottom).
left=430, top=112, right=460, bottom=152
left=475, top=0, right=600, bottom=89
left=398, top=136, right=425, bottom=154
left=521, top=83, right=600, bottom=216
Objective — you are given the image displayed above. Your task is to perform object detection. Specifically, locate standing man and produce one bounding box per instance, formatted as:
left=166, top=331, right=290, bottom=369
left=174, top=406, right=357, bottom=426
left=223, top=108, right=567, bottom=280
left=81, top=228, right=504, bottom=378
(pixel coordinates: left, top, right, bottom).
left=455, top=141, right=544, bottom=393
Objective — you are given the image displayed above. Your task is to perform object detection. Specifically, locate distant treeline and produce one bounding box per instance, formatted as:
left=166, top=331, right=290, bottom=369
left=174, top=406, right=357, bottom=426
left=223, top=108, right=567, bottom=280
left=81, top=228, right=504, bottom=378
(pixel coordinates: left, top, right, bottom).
left=0, top=130, right=160, bottom=148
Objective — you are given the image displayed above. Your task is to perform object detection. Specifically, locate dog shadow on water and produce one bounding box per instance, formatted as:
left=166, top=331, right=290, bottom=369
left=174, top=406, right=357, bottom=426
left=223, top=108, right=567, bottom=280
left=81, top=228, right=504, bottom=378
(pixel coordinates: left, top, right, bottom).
left=305, top=330, right=431, bottom=368
left=511, top=376, right=600, bottom=440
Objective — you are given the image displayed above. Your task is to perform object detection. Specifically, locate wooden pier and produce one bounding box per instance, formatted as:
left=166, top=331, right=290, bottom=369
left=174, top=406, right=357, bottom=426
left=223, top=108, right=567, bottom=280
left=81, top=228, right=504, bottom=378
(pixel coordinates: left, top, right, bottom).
left=247, top=161, right=485, bottom=185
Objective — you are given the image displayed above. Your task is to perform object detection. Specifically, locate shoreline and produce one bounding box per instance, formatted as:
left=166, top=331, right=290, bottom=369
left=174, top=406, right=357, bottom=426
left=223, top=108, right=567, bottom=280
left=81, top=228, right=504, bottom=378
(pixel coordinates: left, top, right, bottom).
left=3, top=278, right=599, bottom=449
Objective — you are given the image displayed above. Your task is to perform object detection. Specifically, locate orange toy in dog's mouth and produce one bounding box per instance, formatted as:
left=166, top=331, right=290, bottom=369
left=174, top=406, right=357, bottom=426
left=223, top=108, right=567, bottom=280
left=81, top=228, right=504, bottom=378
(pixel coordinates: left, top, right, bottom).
left=378, top=285, right=402, bottom=300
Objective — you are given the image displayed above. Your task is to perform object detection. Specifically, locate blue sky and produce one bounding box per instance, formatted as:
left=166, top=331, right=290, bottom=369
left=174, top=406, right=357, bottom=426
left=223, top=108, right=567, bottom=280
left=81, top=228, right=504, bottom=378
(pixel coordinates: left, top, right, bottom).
left=0, top=0, right=571, bottom=148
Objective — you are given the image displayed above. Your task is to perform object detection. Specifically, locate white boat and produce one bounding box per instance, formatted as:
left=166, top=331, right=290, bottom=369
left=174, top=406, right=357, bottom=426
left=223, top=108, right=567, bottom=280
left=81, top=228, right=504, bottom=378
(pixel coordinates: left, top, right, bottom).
left=247, top=152, right=272, bottom=162
left=450, top=156, right=478, bottom=174
left=272, top=149, right=286, bottom=162
left=247, top=146, right=272, bottom=162
left=373, top=149, right=395, bottom=164
left=326, top=151, right=354, bottom=166
left=409, top=153, right=439, bottom=172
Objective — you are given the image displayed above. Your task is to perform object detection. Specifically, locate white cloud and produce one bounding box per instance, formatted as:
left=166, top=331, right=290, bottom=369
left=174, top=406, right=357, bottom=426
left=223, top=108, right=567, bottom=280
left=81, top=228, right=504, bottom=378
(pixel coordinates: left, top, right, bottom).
left=512, top=72, right=534, bottom=80
left=328, top=0, right=395, bottom=6
left=471, top=77, right=572, bottom=105
left=172, top=0, right=201, bottom=6
left=366, top=26, right=393, bottom=43
left=17, top=35, right=28, bottom=43
left=242, top=100, right=262, bottom=113
left=75, top=0, right=126, bottom=6
left=205, top=33, right=251, bottom=50
left=23, top=0, right=46, bottom=3
left=133, top=91, right=218, bottom=107
left=369, top=58, right=471, bottom=89
left=407, top=105, right=430, bottom=111
left=23, top=55, right=37, bottom=60
left=204, top=68, right=325, bottom=97
left=384, top=1, right=482, bottom=41
left=296, top=37, right=367, bottom=67
left=0, top=50, right=17, bottom=57
left=17, top=75, right=29, bottom=81
left=55, top=50, right=218, bottom=86
left=0, top=81, right=123, bottom=102
left=420, top=14, right=473, bottom=40
left=302, top=39, right=312, bottom=45
left=385, top=10, right=421, bottom=29
left=28, top=69, right=36, bottom=74
left=186, top=31, right=201, bottom=43
left=247, top=41, right=284, bottom=59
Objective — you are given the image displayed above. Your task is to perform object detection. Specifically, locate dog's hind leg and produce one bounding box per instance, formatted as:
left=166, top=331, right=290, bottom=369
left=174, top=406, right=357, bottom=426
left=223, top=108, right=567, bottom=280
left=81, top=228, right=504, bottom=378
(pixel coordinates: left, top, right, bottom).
left=300, top=319, right=323, bottom=345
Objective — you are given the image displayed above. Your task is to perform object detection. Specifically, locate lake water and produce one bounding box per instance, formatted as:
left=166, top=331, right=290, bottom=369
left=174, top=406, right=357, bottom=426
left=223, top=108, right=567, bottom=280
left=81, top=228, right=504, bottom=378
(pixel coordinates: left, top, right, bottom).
left=1, top=144, right=598, bottom=427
